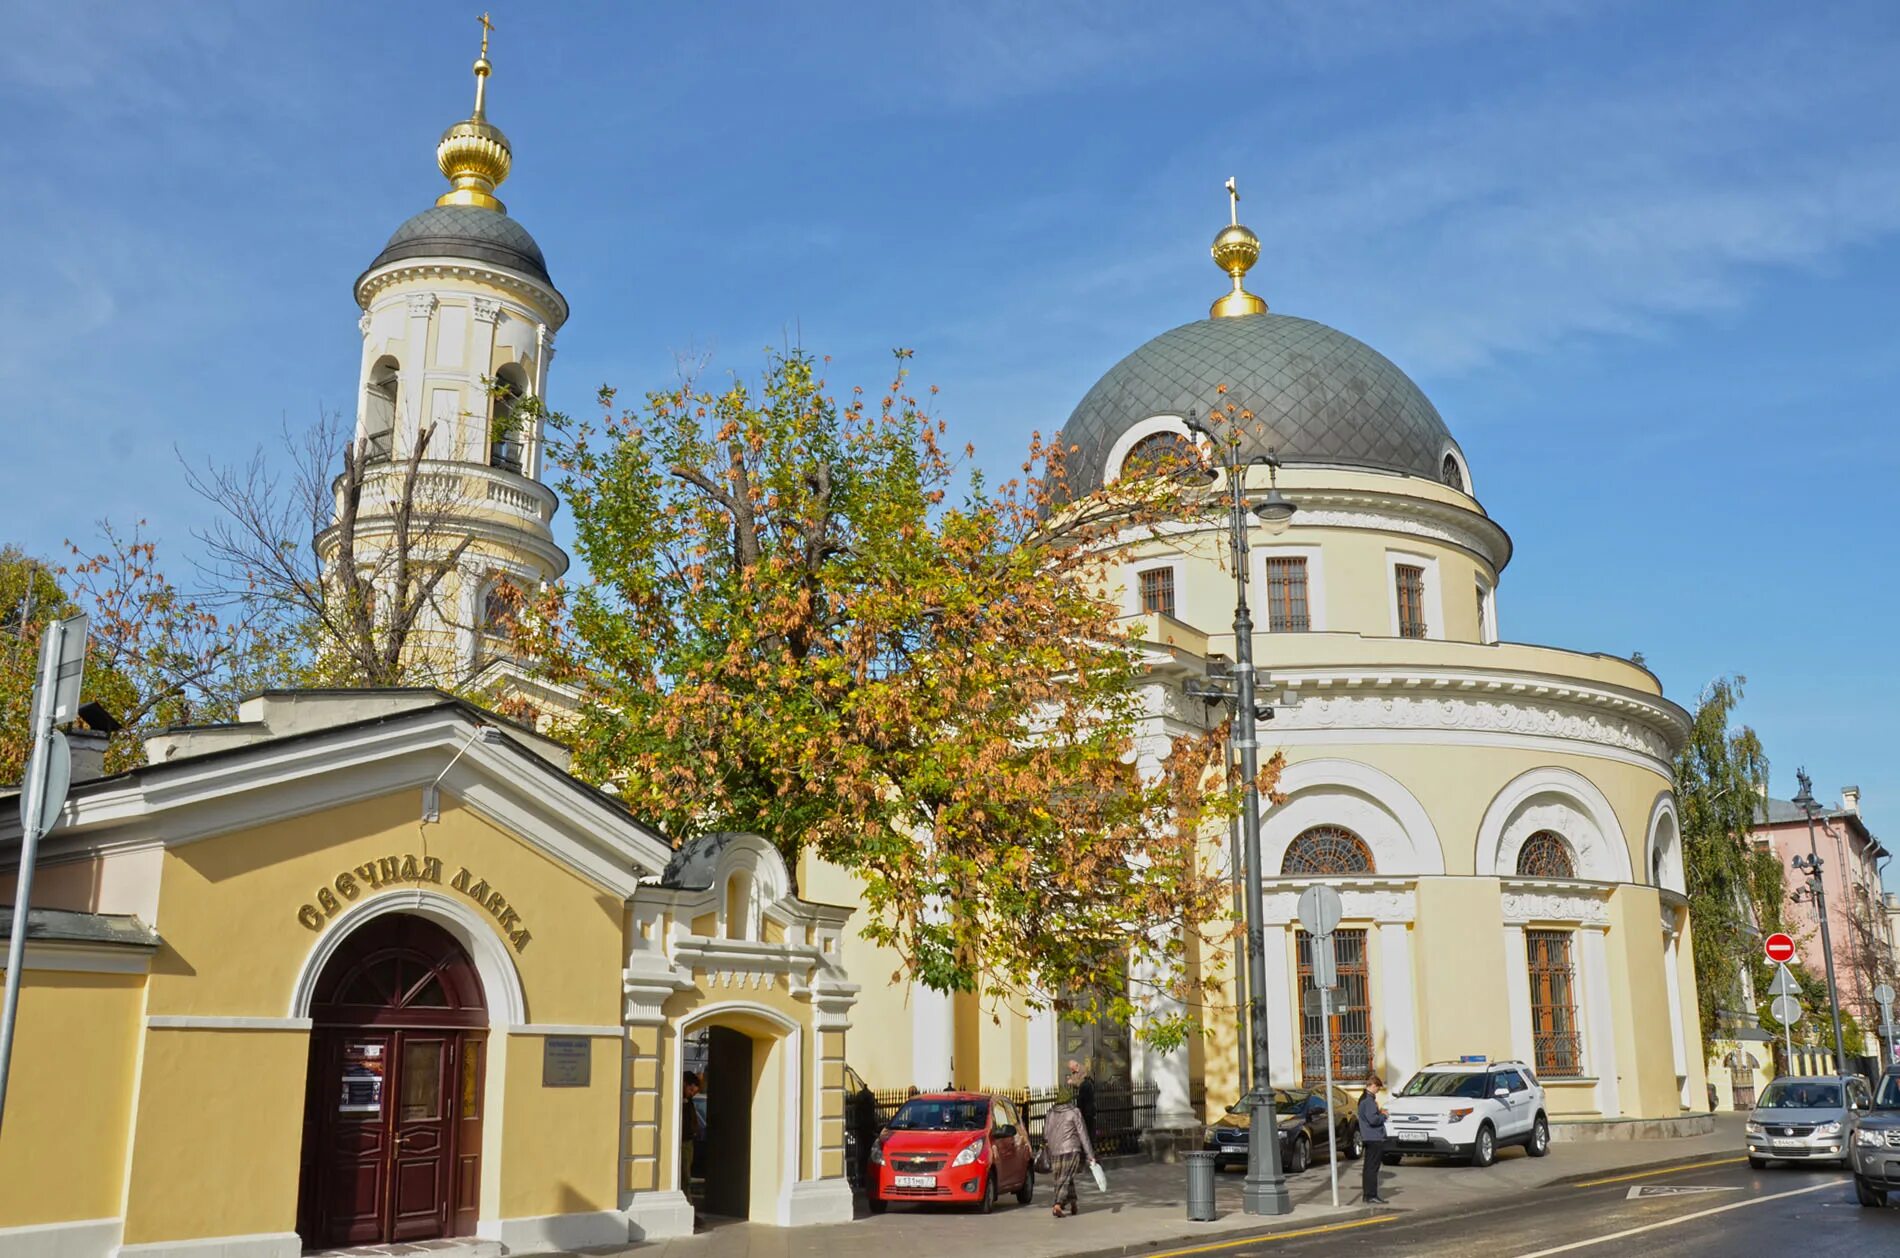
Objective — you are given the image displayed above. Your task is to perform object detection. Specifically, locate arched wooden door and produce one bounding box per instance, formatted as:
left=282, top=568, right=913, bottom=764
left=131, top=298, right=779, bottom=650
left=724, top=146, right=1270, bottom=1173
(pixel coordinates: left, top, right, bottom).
left=297, top=915, right=488, bottom=1248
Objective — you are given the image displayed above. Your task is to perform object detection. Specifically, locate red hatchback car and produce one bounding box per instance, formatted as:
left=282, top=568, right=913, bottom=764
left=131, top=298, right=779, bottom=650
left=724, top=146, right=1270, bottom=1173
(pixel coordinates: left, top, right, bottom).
left=867, top=1092, right=1035, bottom=1213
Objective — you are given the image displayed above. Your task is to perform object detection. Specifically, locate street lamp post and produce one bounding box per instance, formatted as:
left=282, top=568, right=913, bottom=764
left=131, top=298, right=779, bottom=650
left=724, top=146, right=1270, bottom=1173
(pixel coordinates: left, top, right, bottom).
left=1179, top=414, right=1294, bottom=1217
left=1792, top=769, right=1848, bottom=1072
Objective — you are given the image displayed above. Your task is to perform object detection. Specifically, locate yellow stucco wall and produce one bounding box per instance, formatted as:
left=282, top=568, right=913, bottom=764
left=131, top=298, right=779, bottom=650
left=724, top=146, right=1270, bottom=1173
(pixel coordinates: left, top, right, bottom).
left=499, top=1031, right=620, bottom=1217
left=1412, top=878, right=1512, bottom=1061
left=1606, top=887, right=1684, bottom=1115
left=0, top=970, right=143, bottom=1228
left=146, top=792, right=624, bottom=1028
left=122, top=1028, right=310, bottom=1244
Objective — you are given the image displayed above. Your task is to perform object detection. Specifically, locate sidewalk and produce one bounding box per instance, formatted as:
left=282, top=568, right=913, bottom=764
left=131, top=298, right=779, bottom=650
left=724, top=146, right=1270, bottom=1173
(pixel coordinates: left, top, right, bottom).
left=564, top=1114, right=1747, bottom=1258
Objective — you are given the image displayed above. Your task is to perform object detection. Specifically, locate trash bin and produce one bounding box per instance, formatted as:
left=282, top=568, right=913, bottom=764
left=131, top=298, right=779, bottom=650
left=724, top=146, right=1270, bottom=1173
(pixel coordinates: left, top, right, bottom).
left=1184, top=1150, right=1218, bottom=1221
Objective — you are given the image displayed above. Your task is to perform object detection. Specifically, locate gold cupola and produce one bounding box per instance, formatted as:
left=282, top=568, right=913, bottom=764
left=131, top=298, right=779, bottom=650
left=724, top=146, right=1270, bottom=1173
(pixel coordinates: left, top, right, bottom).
left=435, top=14, right=512, bottom=212
left=1209, top=176, right=1268, bottom=318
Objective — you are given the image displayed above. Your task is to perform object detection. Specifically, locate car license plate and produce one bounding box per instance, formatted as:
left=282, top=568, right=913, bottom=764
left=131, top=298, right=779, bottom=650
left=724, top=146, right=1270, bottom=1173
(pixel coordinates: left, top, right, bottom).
left=1771, top=1138, right=1804, bottom=1149
left=895, top=1174, right=934, bottom=1188
left=1399, top=1131, right=1426, bottom=1142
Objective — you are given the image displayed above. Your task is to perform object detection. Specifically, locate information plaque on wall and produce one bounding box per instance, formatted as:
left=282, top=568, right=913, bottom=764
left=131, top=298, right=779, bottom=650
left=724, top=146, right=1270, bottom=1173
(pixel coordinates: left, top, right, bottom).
left=542, top=1036, right=591, bottom=1087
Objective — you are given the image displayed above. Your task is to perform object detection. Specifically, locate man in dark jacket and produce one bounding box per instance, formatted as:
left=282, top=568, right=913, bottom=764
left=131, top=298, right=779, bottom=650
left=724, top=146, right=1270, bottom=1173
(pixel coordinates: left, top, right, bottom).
left=1357, top=1076, right=1390, bottom=1205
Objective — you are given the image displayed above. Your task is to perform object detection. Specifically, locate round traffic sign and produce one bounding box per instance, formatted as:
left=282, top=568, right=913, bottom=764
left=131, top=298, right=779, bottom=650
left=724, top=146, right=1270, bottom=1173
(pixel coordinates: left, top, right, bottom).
left=1296, top=884, right=1343, bottom=936
left=1876, top=983, right=1896, bottom=1006
left=1764, top=932, right=1797, bottom=964
left=1770, top=994, right=1803, bottom=1025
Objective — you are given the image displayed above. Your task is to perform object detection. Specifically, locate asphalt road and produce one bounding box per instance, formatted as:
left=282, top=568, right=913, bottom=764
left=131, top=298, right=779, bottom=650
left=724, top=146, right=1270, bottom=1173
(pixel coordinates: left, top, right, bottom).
left=1143, top=1157, right=1900, bottom=1256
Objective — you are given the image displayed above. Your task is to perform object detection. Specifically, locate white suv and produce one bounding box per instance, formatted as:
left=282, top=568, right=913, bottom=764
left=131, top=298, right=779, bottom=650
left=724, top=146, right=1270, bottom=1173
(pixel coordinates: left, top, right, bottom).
left=1384, top=1059, right=1552, bottom=1168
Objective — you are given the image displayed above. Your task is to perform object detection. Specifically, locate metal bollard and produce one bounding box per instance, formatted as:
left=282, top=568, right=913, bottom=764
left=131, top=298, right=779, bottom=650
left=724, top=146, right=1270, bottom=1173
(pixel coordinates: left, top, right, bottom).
left=1184, top=1149, right=1218, bottom=1221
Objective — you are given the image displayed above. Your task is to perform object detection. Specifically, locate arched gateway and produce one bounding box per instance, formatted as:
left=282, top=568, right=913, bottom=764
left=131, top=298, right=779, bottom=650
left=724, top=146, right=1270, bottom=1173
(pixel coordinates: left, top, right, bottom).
left=297, top=914, right=489, bottom=1248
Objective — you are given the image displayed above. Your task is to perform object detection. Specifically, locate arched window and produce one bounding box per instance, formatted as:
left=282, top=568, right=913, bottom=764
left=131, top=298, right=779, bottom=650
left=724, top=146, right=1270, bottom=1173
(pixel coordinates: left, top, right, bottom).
left=1281, top=826, right=1375, bottom=876
left=363, top=357, right=399, bottom=463
left=1121, top=430, right=1196, bottom=480
left=1441, top=452, right=1465, bottom=493
left=1516, top=830, right=1576, bottom=879
left=489, top=364, right=529, bottom=474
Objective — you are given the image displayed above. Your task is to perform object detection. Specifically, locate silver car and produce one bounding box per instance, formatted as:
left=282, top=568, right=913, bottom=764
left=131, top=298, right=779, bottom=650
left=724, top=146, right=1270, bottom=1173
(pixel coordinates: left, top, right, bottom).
left=1746, top=1074, right=1872, bottom=1168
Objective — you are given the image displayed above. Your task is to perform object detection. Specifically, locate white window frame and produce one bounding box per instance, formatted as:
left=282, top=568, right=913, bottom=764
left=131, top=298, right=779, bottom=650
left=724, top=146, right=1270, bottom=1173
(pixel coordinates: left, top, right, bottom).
left=1475, top=576, right=1498, bottom=644
left=1126, top=555, right=1186, bottom=620
left=1385, top=550, right=1444, bottom=641
left=1441, top=446, right=1474, bottom=498
left=1103, top=415, right=1206, bottom=486
left=1253, top=544, right=1326, bottom=633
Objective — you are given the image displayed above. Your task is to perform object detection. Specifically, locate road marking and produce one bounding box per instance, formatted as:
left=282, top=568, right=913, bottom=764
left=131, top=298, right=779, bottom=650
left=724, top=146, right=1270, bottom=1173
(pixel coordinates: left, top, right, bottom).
left=1623, top=1185, right=1740, bottom=1199
left=1570, top=1155, right=1746, bottom=1187
left=1511, top=1181, right=1837, bottom=1256
left=1136, top=1214, right=1396, bottom=1258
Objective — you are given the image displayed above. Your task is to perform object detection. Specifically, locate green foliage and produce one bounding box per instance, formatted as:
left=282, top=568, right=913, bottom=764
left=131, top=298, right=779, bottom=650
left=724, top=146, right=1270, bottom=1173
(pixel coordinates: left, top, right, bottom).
left=1675, top=676, right=1781, bottom=1059
left=535, top=349, right=1243, bottom=1046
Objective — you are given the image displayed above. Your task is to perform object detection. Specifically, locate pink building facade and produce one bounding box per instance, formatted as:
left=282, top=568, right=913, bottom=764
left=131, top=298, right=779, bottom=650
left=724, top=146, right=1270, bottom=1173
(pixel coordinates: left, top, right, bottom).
left=1753, top=786, right=1898, bottom=1064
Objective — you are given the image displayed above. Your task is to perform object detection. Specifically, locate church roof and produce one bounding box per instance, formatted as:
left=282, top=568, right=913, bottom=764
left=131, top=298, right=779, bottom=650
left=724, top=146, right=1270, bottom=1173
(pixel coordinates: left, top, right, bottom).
left=1057, top=312, right=1460, bottom=496
left=361, top=204, right=553, bottom=288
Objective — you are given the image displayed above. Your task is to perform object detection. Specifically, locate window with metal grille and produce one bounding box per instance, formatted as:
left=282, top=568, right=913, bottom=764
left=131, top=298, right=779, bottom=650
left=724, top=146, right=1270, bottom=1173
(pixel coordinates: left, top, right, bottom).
left=1122, top=431, right=1195, bottom=480
left=1526, top=930, right=1583, bottom=1077
left=1137, top=567, right=1176, bottom=618
left=1516, top=831, right=1575, bottom=879
left=1395, top=564, right=1427, bottom=638
left=1264, top=557, right=1310, bottom=632
left=1281, top=825, right=1375, bottom=876
left=1297, top=929, right=1372, bottom=1083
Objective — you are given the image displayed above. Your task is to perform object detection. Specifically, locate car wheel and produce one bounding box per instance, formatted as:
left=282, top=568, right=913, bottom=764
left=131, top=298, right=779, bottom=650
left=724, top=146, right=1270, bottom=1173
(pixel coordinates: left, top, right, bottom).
left=866, top=1191, right=888, bottom=1214
left=977, top=1172, right=996, bottom=1214
left=1288, top=1134, right=1310, bottom=1174
left=1468, top=1123, right=1496, bottom=1168
left=1527, top=1114, right=1551, bottom=1158
left=1855, top=1176, right=1887, bottom=1208
left=1748, top=1156, right=1769, bottom=1170
left=1016, top=1166, right=1035, bottom=1205
left=1382, top=1151, right=1402, bottom=1166
left=1346, top=1128, right=1364, bottom=1160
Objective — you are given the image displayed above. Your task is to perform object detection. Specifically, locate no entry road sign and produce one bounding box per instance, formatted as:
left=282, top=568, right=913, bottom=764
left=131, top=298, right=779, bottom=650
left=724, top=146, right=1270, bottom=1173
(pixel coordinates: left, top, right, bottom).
left=1764, top=933, right=1797, bottom=965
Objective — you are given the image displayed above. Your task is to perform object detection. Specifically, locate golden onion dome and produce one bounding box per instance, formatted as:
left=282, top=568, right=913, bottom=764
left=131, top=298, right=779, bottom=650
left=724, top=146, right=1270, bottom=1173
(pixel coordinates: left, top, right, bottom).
left=1210, top=178, right=1268, bottom=318
left=435, top=33, right=511, bottom=212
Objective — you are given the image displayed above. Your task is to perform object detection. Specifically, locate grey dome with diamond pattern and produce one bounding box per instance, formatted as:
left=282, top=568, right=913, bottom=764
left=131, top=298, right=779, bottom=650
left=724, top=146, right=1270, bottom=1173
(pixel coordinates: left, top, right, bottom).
left=1058, top=313, right=1460, bottom=493
left=360, top=205, right=554, bottom=289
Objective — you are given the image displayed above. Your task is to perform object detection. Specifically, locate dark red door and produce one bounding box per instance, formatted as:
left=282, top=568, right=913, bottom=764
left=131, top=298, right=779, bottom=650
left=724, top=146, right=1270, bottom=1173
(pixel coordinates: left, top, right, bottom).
left=298, top=915, right=488, bottom=1249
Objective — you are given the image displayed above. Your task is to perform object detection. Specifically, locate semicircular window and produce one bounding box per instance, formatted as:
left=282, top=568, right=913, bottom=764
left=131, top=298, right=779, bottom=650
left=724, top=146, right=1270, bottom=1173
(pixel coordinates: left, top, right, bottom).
left=1516, top=830, right=1576, bottom=879
left=1441, top=453, right=1465, bottom=493
left=1281, top=825, right=1375, bottom=876
left=1121, top=430, right=1197, bottom=480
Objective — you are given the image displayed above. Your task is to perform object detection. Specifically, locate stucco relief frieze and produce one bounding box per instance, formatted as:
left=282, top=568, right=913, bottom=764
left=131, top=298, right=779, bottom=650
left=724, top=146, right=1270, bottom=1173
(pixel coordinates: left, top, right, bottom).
left=472, top=296, right=503, bottom=323
left=1499, top=889, right=1609, bottom=926
left=1261, top=885, right=1415, bottom=926
left=407, top=292, right=439, bottom=317
left=1273, top=691, right=1673, bottom=765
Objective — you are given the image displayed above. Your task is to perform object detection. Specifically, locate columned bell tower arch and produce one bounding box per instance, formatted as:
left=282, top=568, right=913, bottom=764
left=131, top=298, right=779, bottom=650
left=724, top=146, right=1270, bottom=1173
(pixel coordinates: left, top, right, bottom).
left=320, top=22, right=570, bottom=693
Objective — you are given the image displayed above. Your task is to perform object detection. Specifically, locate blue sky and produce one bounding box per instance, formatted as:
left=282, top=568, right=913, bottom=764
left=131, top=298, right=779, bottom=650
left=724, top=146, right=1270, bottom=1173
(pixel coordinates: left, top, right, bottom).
left=6, top=1, right=1898, bottom=878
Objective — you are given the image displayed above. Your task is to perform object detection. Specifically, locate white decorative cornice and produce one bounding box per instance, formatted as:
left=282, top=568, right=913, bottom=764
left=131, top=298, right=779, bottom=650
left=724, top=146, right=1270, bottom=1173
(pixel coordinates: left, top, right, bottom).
left=407, top=292, right=439, bottom=317
left=358, top=258, right=568, bottom=330
left=472, top=297, right=503, bottom=324
left=1499, top=882, right=1611, bottom=926
left=1266, top=675, right=1684, bottom=772
left=1288, top=487, right=1512, bottom=573
left=624, top=955, right=697, bottom=1025
left=1260, top=878, right=1417, bottom=927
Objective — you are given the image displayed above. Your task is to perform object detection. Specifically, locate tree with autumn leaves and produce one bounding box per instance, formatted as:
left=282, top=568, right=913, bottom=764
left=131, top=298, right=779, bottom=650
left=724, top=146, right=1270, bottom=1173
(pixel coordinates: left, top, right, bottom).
left=529, top=349, right=1262, bottom=1047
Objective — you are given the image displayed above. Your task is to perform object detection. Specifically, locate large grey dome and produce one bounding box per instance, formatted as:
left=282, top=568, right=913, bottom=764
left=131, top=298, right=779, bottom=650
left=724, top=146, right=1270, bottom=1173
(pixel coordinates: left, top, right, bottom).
left=1059, top=313, right=1459, bottom=495
left=360, top=205, right=554, bottom=289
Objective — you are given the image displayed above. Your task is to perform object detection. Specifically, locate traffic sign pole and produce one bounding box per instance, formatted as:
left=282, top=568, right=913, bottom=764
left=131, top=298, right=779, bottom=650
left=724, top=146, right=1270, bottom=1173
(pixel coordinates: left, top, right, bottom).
left=1320, top=985, right=1337, bottom=1209
left=0, top=614, right=87, bottom=1131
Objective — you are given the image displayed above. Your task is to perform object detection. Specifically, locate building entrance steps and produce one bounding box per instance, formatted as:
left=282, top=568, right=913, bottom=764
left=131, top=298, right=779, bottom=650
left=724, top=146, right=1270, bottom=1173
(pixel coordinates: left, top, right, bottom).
left=551, top=1114, right=1747, bottom=1258
left=305, top=1238, right=503, bottom=1258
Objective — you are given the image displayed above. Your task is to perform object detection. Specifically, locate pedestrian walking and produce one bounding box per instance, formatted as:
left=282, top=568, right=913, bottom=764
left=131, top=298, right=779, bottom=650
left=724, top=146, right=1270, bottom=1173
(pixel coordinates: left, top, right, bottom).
left=1357, top=1075, right=1390, bottom=1205
left=1067, top=1058, right=1098, bottom=1142
left=1043, top=1087, right=1097, bottom=1218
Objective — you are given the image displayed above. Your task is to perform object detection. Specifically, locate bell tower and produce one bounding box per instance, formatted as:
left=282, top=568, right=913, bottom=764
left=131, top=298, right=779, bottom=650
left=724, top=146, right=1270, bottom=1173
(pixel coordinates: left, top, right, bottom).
left=323, top=16, right=570, bottom=691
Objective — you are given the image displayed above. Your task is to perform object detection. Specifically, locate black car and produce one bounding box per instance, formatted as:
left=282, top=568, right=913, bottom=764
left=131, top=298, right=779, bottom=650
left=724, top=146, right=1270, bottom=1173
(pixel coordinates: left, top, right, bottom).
left=1851, top=1065, right=1900, bottom=1206
left=1204, top=1087, right=1362, bottom=1174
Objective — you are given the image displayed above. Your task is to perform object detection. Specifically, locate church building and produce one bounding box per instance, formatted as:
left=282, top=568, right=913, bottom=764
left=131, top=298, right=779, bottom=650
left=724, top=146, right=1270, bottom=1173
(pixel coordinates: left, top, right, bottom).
left=1, top=23, right=1711, bottom=1258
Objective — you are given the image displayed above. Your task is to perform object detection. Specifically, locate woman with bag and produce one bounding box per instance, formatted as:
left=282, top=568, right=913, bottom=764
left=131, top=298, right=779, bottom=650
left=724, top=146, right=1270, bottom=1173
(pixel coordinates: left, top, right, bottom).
left=1043, top=1087, right=1098, bottom=1217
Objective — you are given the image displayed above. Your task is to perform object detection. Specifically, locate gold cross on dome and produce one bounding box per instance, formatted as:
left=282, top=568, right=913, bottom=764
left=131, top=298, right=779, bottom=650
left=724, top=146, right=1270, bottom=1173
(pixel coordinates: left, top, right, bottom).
left=479, top=11, right=495, bottom=58
left=1225, top=176, right=1240, bottom=226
